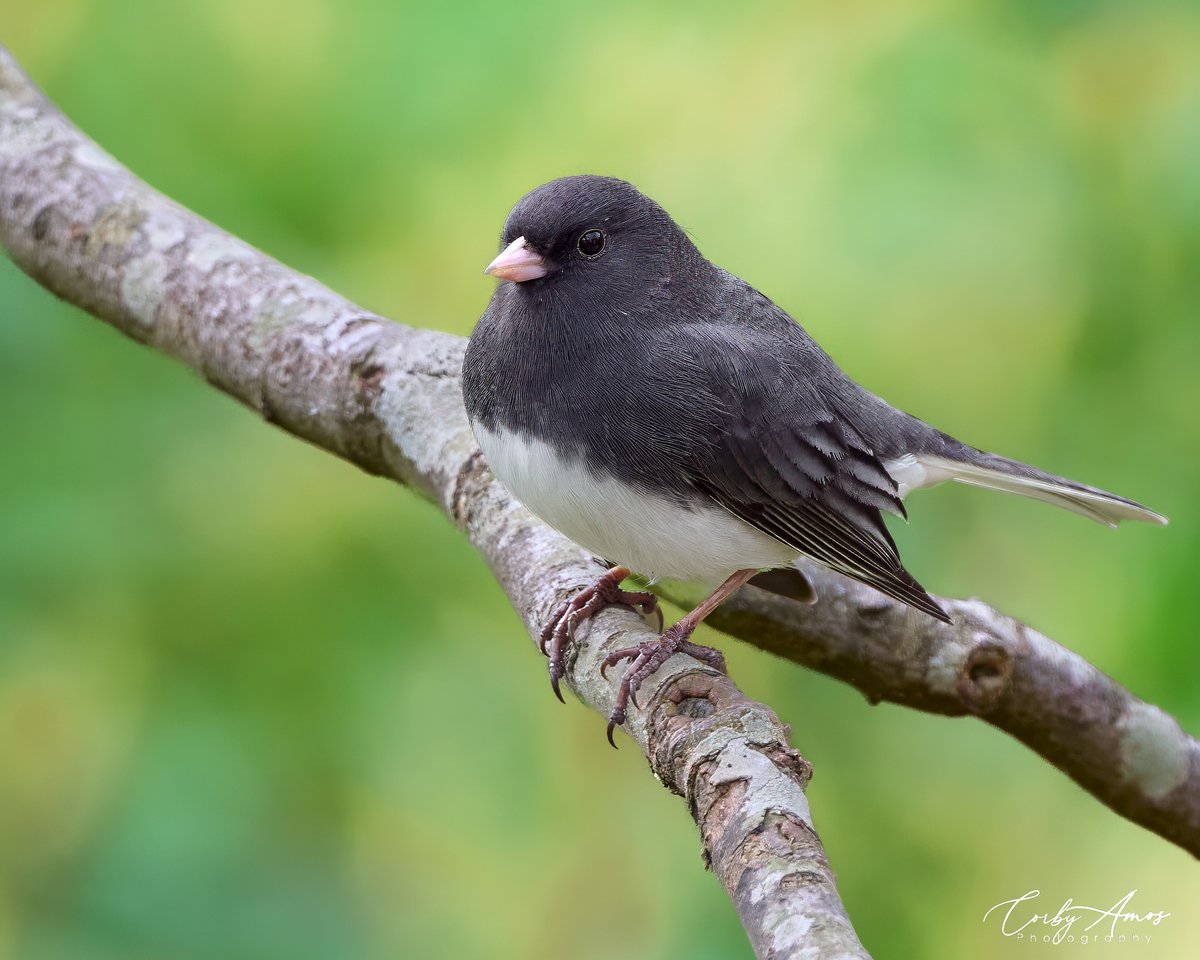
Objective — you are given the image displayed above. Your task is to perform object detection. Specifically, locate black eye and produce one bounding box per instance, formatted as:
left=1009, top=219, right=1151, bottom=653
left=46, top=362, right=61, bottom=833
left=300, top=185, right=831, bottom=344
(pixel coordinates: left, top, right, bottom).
left=577, top=229, right=605, bottom=258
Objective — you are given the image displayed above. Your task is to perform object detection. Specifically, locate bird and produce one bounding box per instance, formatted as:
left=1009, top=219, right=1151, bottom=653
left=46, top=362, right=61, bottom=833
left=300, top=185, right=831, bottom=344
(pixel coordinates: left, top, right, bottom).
left=461, top=175, right=1166, bottom=744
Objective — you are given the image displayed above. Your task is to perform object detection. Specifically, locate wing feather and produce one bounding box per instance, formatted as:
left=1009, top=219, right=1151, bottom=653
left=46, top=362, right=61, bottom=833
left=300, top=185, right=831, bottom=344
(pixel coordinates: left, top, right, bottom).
left=677, top=322, right=950, bottom=623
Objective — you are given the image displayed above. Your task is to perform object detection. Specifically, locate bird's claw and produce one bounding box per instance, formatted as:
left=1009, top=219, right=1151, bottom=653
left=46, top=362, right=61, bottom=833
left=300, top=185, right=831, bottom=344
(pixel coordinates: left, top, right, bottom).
left=539, top=566, right=659, bottom=704
left=599, top=644, right=638, bottom=680
left=601, top=627, right=725, bottom=748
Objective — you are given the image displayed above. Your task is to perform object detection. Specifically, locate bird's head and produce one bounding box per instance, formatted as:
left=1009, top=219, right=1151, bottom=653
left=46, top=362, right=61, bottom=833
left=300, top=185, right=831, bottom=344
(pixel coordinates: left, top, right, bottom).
left=483, top=176, right=696, bottom=298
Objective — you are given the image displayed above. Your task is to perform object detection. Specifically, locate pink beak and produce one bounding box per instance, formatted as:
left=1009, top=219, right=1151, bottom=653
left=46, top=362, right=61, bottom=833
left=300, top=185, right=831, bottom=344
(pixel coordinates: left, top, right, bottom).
left=484, top=236, right=548, bottom=283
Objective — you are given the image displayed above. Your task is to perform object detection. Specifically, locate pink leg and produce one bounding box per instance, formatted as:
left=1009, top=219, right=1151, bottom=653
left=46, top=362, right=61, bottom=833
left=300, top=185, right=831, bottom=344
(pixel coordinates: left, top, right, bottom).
left=540, top=565, right=660, bottom=703
left=601, top=568, right=758, bottom=746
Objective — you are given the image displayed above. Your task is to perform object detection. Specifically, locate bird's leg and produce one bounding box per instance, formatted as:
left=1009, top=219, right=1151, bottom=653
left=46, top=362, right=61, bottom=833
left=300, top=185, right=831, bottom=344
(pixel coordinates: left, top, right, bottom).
left=601, top=567, right=758, bottom=746
left=540, top=565, right=660, bottom=703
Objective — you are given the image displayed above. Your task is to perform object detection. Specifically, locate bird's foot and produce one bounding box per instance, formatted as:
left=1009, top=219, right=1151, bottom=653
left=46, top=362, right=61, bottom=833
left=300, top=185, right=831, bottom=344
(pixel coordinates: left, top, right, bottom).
left=600, top=624, right=726, bottom=747
left=540, top=565, right=661, bottom=703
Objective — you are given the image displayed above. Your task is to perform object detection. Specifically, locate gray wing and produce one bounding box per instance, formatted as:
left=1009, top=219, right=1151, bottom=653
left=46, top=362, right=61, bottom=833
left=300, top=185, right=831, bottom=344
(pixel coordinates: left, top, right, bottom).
left=670, top=320, right=950, bottom=623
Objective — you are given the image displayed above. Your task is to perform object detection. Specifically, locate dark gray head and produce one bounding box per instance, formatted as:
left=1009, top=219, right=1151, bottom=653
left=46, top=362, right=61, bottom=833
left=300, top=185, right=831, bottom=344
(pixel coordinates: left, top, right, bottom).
left=483, top=176, right=704, bottom=315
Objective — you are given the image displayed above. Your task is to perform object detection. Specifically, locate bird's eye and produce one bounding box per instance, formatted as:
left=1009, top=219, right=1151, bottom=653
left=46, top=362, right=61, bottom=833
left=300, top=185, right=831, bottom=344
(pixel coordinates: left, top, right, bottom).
left=577, top=229, right=605, bottom=258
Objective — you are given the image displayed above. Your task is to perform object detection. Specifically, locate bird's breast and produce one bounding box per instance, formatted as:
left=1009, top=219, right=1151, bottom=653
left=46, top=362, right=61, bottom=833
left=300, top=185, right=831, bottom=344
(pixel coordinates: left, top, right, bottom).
left=471, top=422, right=796, bottom=583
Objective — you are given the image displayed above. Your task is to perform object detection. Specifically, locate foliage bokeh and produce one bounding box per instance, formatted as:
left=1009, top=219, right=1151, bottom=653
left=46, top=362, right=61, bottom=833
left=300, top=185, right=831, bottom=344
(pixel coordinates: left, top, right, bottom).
left=2, top=1, right=1198, bottom=956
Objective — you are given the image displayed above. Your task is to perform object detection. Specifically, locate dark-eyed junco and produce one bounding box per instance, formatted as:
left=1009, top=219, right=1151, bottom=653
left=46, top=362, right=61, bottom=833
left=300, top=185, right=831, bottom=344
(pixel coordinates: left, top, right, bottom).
left=462, top=175, right=1165, bottom=744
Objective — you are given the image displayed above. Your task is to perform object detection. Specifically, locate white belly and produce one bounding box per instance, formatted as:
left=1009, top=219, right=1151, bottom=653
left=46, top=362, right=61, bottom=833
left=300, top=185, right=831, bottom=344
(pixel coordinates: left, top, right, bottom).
left=473, top=424, right=797, bottom=583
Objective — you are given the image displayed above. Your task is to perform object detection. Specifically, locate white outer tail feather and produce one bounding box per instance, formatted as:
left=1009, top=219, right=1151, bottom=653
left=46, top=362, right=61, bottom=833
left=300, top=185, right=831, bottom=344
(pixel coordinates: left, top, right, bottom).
left=883, top=454, right=1168, bottom=528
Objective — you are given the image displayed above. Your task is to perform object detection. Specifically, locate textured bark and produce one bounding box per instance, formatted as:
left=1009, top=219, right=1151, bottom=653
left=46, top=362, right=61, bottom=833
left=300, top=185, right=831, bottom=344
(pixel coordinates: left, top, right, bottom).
left=657, top=574, right=1200, bottom=857
left=0, top=46, right=870, bottom=959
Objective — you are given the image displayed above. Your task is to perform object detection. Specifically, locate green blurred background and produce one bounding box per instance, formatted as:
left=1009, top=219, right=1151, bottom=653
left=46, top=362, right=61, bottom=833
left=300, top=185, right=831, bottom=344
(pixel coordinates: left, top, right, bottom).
left=2, top=1, right=1198, bottom=957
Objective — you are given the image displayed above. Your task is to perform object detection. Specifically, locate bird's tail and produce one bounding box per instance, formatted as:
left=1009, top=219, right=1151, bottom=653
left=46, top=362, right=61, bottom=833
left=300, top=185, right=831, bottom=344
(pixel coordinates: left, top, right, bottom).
left=891, top=448, right=1168, bottom=528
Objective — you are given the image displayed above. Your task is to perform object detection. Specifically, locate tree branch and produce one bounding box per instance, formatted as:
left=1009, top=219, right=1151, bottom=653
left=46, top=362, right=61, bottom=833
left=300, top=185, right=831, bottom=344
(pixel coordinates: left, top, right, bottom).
left=0, top=46, right=870, bottom=958
left=655, top=572, right=1200, bottom=857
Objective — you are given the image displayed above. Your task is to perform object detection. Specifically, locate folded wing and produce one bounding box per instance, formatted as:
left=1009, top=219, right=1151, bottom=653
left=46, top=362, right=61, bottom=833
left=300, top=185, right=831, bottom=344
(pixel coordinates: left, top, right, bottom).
left=675, top=322, right=951, bottom=623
